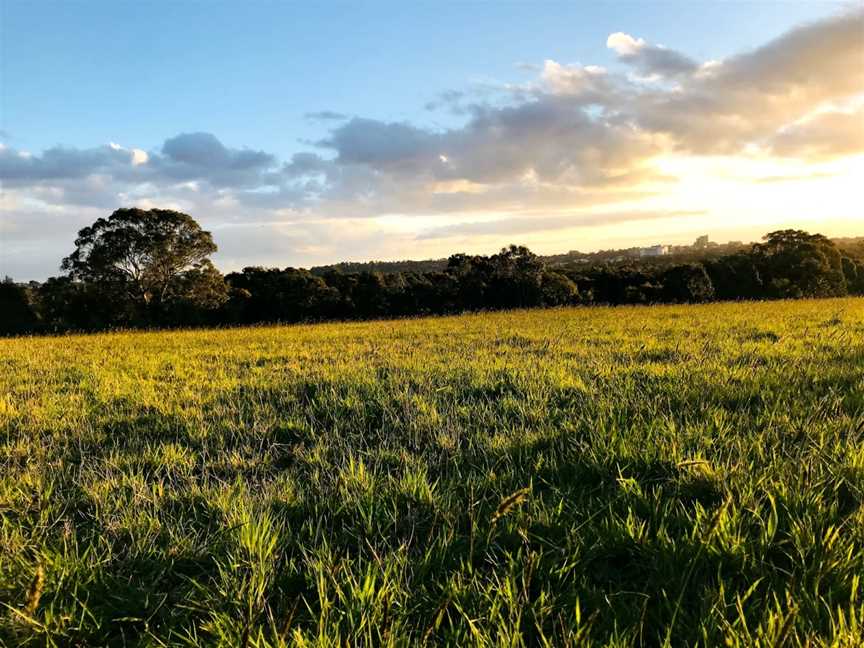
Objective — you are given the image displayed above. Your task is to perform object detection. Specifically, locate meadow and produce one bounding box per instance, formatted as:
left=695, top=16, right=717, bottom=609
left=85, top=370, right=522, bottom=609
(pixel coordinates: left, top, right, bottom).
left=1, top=298, right=863, bottom=646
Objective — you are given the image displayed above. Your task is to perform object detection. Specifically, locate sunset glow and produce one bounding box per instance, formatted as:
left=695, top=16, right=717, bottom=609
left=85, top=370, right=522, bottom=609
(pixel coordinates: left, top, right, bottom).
left=1, top=3, right=862, bottom=278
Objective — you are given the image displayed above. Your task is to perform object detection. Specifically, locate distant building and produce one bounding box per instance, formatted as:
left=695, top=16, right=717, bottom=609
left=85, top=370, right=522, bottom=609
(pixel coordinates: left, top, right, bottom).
left=694, top=235, right=709, bottom=248
left=639, top=245, right=669, bottom=258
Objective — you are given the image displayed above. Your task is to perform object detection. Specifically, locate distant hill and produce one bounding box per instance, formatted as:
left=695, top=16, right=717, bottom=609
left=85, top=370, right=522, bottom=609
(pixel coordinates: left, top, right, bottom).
left=834, top=237, right=864, bottom=256
left=310, top=236, right=751, bottom=275
left=310, top=258, right=449, bottom=276
left=309, top=236, right=864, bottom=276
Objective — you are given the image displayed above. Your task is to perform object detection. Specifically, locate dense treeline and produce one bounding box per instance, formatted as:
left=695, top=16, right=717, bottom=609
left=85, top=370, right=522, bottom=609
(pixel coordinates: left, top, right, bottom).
left=309, top=258, right=449, bottom=276
left=2, top=208, right=863, bottom=335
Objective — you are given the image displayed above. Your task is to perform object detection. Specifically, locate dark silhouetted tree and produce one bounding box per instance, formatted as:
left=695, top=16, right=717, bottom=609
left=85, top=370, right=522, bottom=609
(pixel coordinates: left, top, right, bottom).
left=540, top=271, right=579, bottom=306
left=225, top=267, right=340, bottom=322
left=61, top=208, right=227, bottom=322
left=447, top=253, right=493, bottom=310
left=659, top=264, right=715, bottom=303
left=0, top=278, right=38, bottom=334
left=489, top=245, right=545, bottom=308
left=704, top=253, right=764, bottom=300
left=840, top=256, right=864, bottom=295
left=33, top=276, right=119, bottom=331
left=752, top=230, right=846, bottom=298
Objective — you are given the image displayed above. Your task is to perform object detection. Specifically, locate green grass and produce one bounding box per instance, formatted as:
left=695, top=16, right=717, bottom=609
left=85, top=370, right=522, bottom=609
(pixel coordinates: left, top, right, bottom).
left=2, top=298, right=863, bottom=646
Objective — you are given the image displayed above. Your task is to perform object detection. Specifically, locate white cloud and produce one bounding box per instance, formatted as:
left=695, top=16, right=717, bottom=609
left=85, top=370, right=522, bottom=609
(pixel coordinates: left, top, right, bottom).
left=606, top=32, right=645, bottom=56
left=131, top=149, right=149, bottom=166
left=607, top=31, right=698, bottom=78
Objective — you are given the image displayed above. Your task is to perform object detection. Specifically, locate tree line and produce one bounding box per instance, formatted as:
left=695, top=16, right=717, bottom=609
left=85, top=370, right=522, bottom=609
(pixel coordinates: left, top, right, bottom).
left=2, top=208, right=863, bottom=335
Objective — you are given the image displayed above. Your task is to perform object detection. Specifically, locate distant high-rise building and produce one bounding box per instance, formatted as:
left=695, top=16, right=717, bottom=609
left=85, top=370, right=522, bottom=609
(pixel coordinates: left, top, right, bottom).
left=694, top=235, right=709, bottom=248
left=639, top=244, right=669, bottom=257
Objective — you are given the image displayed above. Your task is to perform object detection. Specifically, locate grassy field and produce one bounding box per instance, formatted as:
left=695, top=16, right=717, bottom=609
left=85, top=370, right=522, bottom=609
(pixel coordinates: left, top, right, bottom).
left=1, top=298, right=863, bottom=646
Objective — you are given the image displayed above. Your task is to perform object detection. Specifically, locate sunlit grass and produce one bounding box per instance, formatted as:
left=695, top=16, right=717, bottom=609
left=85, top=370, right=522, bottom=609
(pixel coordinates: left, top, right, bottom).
left=1, top=298, right=863, bottom=646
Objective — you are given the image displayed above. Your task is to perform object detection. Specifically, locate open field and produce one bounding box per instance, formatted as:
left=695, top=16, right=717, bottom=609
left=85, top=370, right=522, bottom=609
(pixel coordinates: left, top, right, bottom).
left=2, top=298, right=863, bottom=646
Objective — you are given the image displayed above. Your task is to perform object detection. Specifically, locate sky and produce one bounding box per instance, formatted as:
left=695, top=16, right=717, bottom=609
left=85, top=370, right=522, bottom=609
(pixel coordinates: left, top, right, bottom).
left=1, top=1, right=863, bottom=280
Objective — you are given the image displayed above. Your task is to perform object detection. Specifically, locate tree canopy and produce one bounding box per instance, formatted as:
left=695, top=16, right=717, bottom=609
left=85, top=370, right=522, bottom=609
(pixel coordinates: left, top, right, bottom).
left=752, top=230, right=847, bottom=298
left=61, top=208, right=227, bottom=322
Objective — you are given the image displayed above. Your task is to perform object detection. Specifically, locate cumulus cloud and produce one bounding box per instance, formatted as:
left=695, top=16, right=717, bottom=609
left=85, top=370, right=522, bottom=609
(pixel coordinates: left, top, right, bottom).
left=312, top=96, right=661, bottom=191
left=0, top=133, right=286, bottom=206
left=154, top=132, right=279, bottom=187
left=307, top=10, right=864, bottom=197
left=626, top=10, right=864, bottom=153
left=0, top=144, right=137, bottom=182
left=540, top=60, right=610, bottom=96
left=767, top=106, right=864, bottom=159
left=607, top=32, right=699, bottom=77
left=318, top=118, right=439, bottom=169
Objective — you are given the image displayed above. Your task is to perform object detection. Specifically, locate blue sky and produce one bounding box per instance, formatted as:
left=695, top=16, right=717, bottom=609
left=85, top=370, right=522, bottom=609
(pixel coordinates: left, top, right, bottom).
left=1, top=1, right=862, bottom=279
left=4, top=1, right=843, bottom=154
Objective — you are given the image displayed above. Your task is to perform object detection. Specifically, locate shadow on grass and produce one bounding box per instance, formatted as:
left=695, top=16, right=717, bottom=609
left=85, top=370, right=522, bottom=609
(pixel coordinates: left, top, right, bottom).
left=8, top=377, right=861, bottom=645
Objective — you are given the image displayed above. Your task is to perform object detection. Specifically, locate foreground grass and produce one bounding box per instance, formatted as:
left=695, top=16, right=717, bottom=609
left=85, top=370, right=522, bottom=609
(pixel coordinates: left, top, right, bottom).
left=1, top=298, right=863, bottom=646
